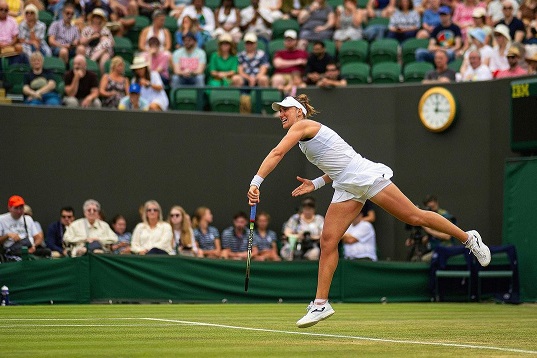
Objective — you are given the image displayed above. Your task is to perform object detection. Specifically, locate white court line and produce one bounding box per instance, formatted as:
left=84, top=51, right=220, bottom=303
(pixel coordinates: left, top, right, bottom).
left=4, top=317, right=536, bottom=355
left=142, top=317, right=537, bottom=355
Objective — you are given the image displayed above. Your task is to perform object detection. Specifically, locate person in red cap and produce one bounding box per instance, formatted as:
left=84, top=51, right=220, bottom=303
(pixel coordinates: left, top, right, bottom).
left=0, top=195, right=44, bottom=261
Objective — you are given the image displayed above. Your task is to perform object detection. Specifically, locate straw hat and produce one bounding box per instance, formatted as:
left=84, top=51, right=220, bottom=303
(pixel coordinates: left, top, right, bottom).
left=130, top=56, right=149, bottom=70
left=89, top=8, right=107, bottom=21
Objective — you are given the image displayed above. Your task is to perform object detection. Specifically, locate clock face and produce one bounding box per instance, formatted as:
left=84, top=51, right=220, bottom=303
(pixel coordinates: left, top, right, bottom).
left=419, top=87, right=456, bottom=132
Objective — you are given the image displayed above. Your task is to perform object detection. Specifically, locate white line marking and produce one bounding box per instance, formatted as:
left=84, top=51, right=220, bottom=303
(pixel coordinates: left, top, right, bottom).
left=142, top=318, right=537, bottom=355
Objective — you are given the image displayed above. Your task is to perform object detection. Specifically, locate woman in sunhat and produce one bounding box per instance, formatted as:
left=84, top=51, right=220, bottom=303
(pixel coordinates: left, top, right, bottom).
left=80, top=8, right=114, bottom=75
left=130, top=56, right=169, bottom=111
left=247, top=94, right=491, bottom=328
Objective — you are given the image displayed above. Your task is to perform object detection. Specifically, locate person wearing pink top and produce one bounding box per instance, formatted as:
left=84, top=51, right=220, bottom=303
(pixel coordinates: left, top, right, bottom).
left=495, top=46, right=528, bottom=78
left=0, top=0, right=27, bottom=67
left=143, top=36, right=172, bottom=87
left=452, top=0, right=486, bottom=40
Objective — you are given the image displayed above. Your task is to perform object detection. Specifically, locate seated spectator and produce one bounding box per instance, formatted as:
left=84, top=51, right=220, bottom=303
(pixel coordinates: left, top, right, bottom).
left=415, top=6, right=463, bottom=63
left=142, top=36, right=171, bottom=86
left=486, top=0, right=518, bottom=25
left=192, top=206, right=222, bottom=258
left=495, top=45, right=528, bottom=77
left=304, top=40, right=333, bottom=85
left=175, top=15, right=206, bottom=48
left=297, top=0, right=335, bottom=50
left=360, top=200, right=376, bottom=223
left=0, top=0, right=27, bottom=69
left=526, top=11, right=537, bottom=45
left=0, top=195, right=48, bottom=262
left=208, top=33, right=241, bottom=86
left=99, top=55, right=129, bottom=108
left=252, top=211, right=280, bottom=261
left=467, top=7, right=492, bottom=46
left=138, top=10, right=172, bottom=54
left=452, top=0, right=486, bottom=41
left=22, top=52, right=62, bottom=106
left=18, top=4, right=52, bottom=59
left=422, top=48, right=457, bottom=83
left=342, top=210, right=378, bottom=261
left=417, top=0, right=441, bottom=39
left=240, top=0, right=274, bottom=43
left=178, top=0, right=216, bottom=39
left=171, top=31, right=207, bottom=88
left=64, top=54, right=102, bottom=107
left=221, top=211, right=256, bottom=260
left=459, top=28, right=493, bottom=70
left=363, top=0, right=395, bottom=40
left=489, top=23, right=511, bottom=74
left=118, top=82, right=150, bottom=110
left=48, top=3, right=81, bottom=65
left=281, top=0, right=312, bottom=20
left=278, top=70, right=306, bottom=96
left=111, top=0, right=139, bottom=18
left=80, top=8, right=115, bottom=75
left=270, top=29, right=308, bottom=88
left=63, top=199, right=118, bottom=257
left=316, top=61, right=347, bottom=88
left=23, top=204, right=46, bottom=252
left=259, top=0, right=283, bottom=20
left=525, top=44, right=537, bottom=74
left=214, top=0, right=243, bottom=43
left=131, top=200, right=174, bottom=255
left=110, top=214, right=132, bottom=254
left=282, top=196, right=324, bottom=261
left=138, top=0, right=171, bottom=19
left=387, top=0, right=421, bottom=43
left=168, top=205, right=202, bottom=257
left=46, top=206, right=75, bottom=258
left=234, top=32, right=270, bottom=88
left=83, top=0, right=114, bottom=21
left=459, top=49, right=492, bottom=81
left=84, top=0, right=135, bottom=37
left=496, top=0, right=525, bottom=43
left=518, top=0, right=536, bottom=28
left=333, top=0, right=363, bottom=50
left=130, top=56, right=169, bottom=110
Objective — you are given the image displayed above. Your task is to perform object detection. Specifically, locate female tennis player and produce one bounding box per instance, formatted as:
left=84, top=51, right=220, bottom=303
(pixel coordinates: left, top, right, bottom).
left=247, top=94, right=491, bottom=328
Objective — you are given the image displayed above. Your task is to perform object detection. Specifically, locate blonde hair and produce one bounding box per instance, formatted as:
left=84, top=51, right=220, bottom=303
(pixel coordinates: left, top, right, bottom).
left=168, top=205, right=193, bottom=248
left=192, top=206, right=210, bottom=229
left=142, top=200, right=163, bottom=224
left=30, top=52, right=44, bottom=62
left=110, top=56, right=124, bottom=73
left=295, top=94, right=319, bottom=118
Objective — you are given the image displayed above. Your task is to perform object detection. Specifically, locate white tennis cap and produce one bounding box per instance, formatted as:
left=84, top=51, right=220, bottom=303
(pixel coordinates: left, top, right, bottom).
left=272, top=96, right=307, bottom=115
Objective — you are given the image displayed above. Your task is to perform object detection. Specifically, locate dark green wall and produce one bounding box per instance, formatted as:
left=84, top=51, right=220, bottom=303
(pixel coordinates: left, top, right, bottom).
left=0, top=78, right=520, bottom=261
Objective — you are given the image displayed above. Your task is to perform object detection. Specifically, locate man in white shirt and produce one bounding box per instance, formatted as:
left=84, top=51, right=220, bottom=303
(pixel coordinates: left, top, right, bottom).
left=341, top=210, right=378, bottom=261
left=63, top=199, right=117, bottom=257
left=0, top=195, right=44, bottom=261
left=460, top=50, right=492, bottom=81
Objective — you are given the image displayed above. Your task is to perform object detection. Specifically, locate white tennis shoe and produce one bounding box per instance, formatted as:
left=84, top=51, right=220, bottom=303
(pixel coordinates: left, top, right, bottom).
left=296, top=301, right=335, bottom=328
left=465, top=230, right=491, bottom=267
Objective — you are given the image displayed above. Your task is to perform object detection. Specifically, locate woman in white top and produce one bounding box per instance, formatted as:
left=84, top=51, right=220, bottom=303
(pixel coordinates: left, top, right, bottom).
left=489, top=24, right=511, bottom=74
left=130, top=56, right=169, bottom=111
left=131, top=200, right=174, bottom=255
left=247, top=94, right=491, bottom=328
left=214, top=0, right=243, bottom=42
left=168, top=205, right=202, bottom=257
left=138, top=10, right=173, bottom=53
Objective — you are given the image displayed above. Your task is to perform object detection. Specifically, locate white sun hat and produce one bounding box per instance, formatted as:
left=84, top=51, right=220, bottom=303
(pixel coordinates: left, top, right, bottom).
left=272, top=96, right=307, bottom=115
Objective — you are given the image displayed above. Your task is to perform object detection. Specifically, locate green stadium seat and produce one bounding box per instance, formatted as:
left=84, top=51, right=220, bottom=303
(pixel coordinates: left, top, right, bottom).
left=236, top=40, right=268, bottom=54
left=268, top=39, right=285, bottom=60
left=38, top=10, right=54, bottom=28
left=357, top=0, right=368, bottom=8
left=50, top=73, right=65, bottom=95
left=164, top=16, right=178, bottom=34
left=113, top=36, right=134, bottom=64
left=4, top=63, right=31, bottom=95
left=209, top=89, right=241, bottom=112
left=327, top=0, right=343, bottom=9
left=43, top=56, right=66, bottom=74
left=369, top=38, right=399, bottom=65
left=69, top=58, right=100, bottom=77
left=307, top=39, right=336, bottom=57
left=401, top=38, right=429, bottom=65
left=235, top=0, right=251, bottom=8
left=364, top=17, right=389, bottom=27
left=251, top=89, right=282, bottom=114
left=448, top=57, right=463, bottom=72
left=338, top=40, right=369, bottom=65
left=170, top=88, right=199, bottom=111
left=403, top=61, right=433, bottom=82
left=203, top=39, right=219, bottom=62
left=126, top=16, right=150, bottom=47
left=341, top=62, right=370, bottom=84
left=205, top=0, right=221, bottom=10
left=476, top=250, right=516, bottom=302
left=272, top=19, right=300, bottom=40
left=434, top=250, right=472, bottom=302
left=371, top=62, right=401, bottom=83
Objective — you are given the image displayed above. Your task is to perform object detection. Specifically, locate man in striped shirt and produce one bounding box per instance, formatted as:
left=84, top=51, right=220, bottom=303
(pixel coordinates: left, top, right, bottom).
left=47, top=3, right=81, bottom=64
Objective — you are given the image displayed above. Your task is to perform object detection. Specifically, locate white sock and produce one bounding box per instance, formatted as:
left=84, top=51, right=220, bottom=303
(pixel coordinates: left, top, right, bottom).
left=464, top=232, right=472, bottom=245
left=314, top=298, right=327, bottom=306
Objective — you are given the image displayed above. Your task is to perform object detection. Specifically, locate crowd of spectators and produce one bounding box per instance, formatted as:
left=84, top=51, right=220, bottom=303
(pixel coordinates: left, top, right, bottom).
left=0, top=195, right=380, bottom=263
left=1, top=0, right=535, bottom=112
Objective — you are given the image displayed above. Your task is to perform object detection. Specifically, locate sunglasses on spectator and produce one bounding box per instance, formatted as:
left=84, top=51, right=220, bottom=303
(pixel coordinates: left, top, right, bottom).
left=25, top=11, right=35, bottom=15
left=62, top=215, right=74, bottom=219
left=146, top=208, right=159, bottom=212
left=503, top=6, right=513, bottom=9
left=64, top=11, right=74, bottom=15
left=170, top=213, right=182, bottom=218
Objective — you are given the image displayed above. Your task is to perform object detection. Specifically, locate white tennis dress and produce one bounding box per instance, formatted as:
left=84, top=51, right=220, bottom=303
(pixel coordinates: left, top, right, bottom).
left=299, top=124, right=393, bottom=203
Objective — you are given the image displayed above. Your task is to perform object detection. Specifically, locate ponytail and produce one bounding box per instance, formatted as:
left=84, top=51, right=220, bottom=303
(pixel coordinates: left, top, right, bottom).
left=295, top=94, right=319, bottom=118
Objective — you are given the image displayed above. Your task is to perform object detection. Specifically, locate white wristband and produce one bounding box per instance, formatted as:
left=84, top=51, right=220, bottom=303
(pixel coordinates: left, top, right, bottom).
left=250, top=175, right=264, bottom=188
left=312, top=176, right=326, bottom=190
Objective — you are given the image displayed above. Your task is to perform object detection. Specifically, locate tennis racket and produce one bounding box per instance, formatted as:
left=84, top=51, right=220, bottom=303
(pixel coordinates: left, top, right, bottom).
left=244, top=204, right=257, bottom=292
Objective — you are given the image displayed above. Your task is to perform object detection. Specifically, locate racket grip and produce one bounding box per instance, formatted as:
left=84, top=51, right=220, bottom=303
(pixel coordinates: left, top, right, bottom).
left=250, top=204, right=257, bottom=222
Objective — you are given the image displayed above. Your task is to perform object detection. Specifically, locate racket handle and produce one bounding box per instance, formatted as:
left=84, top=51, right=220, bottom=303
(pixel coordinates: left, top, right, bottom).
left=250, top=204, right=257, bottom=222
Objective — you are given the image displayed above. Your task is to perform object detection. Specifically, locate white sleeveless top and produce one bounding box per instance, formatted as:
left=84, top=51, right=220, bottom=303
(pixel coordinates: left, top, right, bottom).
left=299, top=124, right=393, bottom=186
left=146, top=27, right=167, bottom=51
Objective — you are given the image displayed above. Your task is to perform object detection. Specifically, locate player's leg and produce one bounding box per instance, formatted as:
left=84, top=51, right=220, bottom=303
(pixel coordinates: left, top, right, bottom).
left=297, top=199, right=363, bottom=328
left=370, top=183, right=490, bottom=266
